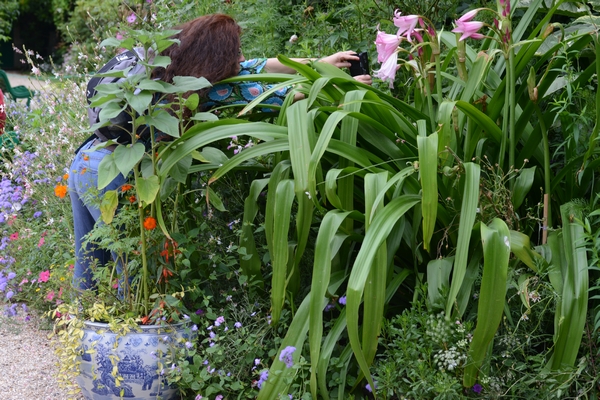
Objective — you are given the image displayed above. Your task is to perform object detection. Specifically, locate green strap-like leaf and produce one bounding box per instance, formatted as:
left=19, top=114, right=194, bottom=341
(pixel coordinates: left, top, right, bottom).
left=511, top=166, right=536, bottom=209
left=257, top=293, right=313, bottom=400
left=309, top=210, right=352, bottom=399
left=346, top=194, right=420, bottom=391
left=549, top=203, right=589, bottom=370
left=417, top=124, right=438, bottom=252
left=270, top=179, right=295, bottom=325
left=362, top=173, right=388, bottom=366
left=446, top=162, right=480, bottom=317
left=463, top=218, right=510, bottom=387
left=464, top=218, right=510, bottom=387
left=240, top=178, right=270, bottom=280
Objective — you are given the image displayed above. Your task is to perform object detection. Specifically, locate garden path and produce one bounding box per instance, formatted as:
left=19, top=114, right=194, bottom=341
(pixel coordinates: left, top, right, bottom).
left=0, top=310, right=82, bottom=399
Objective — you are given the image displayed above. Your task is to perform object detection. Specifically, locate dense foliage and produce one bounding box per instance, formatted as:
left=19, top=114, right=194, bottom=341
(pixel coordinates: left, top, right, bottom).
left=1, top=0, right=600, bottom=399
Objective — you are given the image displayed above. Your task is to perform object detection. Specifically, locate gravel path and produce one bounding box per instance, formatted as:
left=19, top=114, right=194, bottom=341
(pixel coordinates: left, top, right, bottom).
left=0, top=310, right=82, bottom=399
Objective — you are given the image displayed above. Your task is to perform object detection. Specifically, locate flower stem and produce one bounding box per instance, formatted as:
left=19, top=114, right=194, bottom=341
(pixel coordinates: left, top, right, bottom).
left=134, top=165, right=149, bottom=316
left=534, top=104, right=552, bottom=242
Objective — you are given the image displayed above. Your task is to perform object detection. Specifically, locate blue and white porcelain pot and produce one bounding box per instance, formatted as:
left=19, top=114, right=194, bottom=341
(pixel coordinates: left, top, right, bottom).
left=76, top=320, right=190, bottom=400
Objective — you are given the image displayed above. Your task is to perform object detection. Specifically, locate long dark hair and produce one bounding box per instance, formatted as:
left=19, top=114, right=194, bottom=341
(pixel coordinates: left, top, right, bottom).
left=156, top=14, right=241, bottom=89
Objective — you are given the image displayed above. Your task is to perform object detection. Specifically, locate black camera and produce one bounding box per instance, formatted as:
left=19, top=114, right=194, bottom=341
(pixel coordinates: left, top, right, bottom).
left=349, top=52, right=370, bottom=76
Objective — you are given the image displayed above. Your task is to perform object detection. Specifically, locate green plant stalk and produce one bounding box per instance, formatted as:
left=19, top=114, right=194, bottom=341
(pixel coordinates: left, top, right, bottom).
left=134, top=164, right=150, bottom=316
left=508, top=39, right=516, bottom=182
left=456, top=35, right=468, bottom=81
left=423, top=71, right=436, bottom=130
left=533, top=104, right=552, bottom=231
left=434, top=52, right=443, bottom=117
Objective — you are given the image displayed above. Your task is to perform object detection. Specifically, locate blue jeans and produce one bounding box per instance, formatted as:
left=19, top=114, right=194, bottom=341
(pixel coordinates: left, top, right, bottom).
left=68, top=140, right=127, bottom=291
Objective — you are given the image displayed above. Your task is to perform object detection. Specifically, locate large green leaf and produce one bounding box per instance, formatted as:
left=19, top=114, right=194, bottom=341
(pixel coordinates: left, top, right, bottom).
left=464, top=219, right=510, bottom=387
left=257, top=293, right=313, bottom=400
left=346, top=194, right=420, bottom=391
left=309, top=210, right=352, bottom=399
left=417, top=124, right=438, bottom=252
left=549, top=203, right=589, bottom=370
left=99, top=190, right=119, bottom=224
left=362, top=173, right=389, bottom=367
left=97, top=152, right=121, bottom=190
left=137, top=175, right=160, bottom=206
left=240, top=178, right=270, bottom=280
left=113, top=143, right=145, bottom=178
left=446, top=162, right=480, bottom=317
left=270, top=179, right=295, bottom=325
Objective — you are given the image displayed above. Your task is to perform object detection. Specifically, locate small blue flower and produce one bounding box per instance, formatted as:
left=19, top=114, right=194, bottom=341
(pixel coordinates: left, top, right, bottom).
left=279, top=346, right=296, bottom=368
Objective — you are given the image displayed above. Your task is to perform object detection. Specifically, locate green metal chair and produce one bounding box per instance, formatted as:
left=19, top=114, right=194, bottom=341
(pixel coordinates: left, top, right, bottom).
left=0, top=69, right=34, bottom=107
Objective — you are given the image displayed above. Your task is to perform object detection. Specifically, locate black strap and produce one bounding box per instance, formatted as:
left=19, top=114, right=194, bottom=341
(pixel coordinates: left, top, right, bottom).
left=86, top=50, right=137, bottom=104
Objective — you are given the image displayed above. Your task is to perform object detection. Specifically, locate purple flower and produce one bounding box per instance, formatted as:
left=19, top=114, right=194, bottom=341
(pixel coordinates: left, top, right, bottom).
left=234, top=321, right=242, bottom=328
left=185, top=341, right=193, bottom=349
left=338, top=296, right=346, bottom=305
left=195, top=309, right=204, bottom=315
left=366, top=381, right=378, bottom=393
left=257, top=369, right=269, bottom=389
left=473, top=383, right=483, bottom=393
left=5, top=290, right=13, bottom=300
left=127, top=13, right=137, bottom=24
left=33, top=211, right=42, bottom=218
left=191, top=324, right=198, bottom=331
left=214, top=316, right=225, bottom=326
left=279, top=346, right=296, bottom=368
left=215, top=396, right=223, bottom=400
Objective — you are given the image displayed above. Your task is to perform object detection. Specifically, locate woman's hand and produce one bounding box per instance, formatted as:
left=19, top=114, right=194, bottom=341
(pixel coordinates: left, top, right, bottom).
left=319, top=50, right=359, bottom=69
left=353, top=74, right=372, bottom=86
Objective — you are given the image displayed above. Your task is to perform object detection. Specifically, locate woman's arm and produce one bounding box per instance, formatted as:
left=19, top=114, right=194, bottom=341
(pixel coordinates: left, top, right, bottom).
left=264, top=50, right=360, bottom=74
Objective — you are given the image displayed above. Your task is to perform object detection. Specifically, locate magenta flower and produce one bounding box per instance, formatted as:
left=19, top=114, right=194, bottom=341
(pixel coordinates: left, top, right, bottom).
left=393, top=11, right=419, bottom=42
left=126, top=13, right=137, bottom=24
left=452, top=20, right=485, bottom=41
left=38, top=270, right=50, bottom=283
left=375, top=30, right=401, bottom=63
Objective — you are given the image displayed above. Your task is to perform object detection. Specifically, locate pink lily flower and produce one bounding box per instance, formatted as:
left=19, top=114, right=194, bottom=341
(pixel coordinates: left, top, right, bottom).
left=457, top=9, right=481, bottom=23
left=452, top=20, right=485, bottom=41
left=374, top=51, right=399, bottom=89
left=375, top=29, right=402, bottom=63
left=393, top=11, right=420, bottom=42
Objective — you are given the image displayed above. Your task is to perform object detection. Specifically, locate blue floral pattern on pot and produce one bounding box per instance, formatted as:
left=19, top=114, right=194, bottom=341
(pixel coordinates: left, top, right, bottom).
left=77, top=320, right=191, bottom=399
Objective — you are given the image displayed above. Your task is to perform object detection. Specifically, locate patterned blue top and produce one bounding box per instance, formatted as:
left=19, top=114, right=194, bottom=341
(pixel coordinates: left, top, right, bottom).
left=202, top=58, right=290, bottom=111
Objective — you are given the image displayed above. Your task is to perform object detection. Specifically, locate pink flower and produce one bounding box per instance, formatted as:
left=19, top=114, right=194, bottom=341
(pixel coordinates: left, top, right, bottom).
left=393, top=11, right=420, bottom=42
left=37, top=236, right=45, bottom=248
left=375, top=29, right=401, bottom=63
left=374, top=52, right=399, bottom=89
left=46, top=290, right=55, bottom=301
left=127, top=13, right=137, bottom=24
left=116, top=32, right=124, bottom=40
left=457, top=9, right=481, bottom=23
left=9, top=232, right=18, bottom=241
left=452, top=20, right=485, bottom=41
left=38, top=270, right=50, bottom=283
